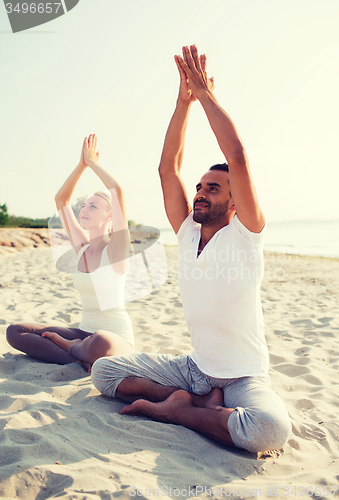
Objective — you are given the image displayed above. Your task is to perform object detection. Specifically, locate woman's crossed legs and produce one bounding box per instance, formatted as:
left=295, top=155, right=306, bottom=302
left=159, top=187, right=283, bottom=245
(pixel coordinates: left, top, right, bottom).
left=6, top=323, right=133, bottom=367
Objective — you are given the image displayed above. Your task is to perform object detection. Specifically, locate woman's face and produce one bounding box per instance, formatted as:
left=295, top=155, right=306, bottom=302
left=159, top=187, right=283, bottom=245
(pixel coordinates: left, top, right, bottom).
left=79, top=195, right=111, bottom=231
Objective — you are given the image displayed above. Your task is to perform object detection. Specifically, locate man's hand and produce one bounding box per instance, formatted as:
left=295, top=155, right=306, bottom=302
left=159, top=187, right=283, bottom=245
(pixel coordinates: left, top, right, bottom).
left=84, top=134, right=100, bottom=165
left=175, top=54, right=197, bottom=104
left=176, top=45, right=215, bottom=102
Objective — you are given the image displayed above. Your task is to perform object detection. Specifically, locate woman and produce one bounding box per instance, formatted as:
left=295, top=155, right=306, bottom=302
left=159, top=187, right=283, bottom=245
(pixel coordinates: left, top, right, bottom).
left=6, top=134, right=134, bottom=369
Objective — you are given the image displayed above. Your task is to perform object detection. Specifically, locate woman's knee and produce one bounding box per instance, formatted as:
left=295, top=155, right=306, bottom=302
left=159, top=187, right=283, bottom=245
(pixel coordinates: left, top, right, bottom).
left=71, top=332, right=127, bottom=365
left=89, top=332, right=113, bottom=356
left=6, top=324, right=21, bottom=348
left=92, top=330, right=133, bottom=357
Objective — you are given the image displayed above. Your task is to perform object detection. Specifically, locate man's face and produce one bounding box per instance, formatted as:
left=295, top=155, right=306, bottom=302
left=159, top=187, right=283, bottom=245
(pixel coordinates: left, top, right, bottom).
left=193, top=170, right=234, bottom=225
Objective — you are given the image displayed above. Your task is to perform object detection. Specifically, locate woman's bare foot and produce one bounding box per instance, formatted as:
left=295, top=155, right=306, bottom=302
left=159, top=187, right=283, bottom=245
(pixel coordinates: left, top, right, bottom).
left=41, top=331, right=82, bottom=352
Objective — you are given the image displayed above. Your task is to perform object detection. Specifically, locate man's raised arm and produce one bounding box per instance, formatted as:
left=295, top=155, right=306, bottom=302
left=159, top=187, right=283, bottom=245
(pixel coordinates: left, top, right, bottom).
left=179, top=45, right=265, bottom=234
left=159, top=54, right=212, bottom=234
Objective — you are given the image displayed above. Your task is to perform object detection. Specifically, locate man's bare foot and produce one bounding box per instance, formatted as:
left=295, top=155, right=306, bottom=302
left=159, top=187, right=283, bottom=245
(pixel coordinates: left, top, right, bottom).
left=120, top=389, right=235, bottom=446
left=191, top=388, right=224, bottom=409
left=41, top=332, right=82, bottom=352
left=120, top=389, right=220, bottom=423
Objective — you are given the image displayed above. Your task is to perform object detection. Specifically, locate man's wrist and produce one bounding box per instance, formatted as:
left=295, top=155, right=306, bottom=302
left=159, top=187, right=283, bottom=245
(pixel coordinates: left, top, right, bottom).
left=175, top=98, right=193, bottom=112
left=195, top=88, right=215, bottom=105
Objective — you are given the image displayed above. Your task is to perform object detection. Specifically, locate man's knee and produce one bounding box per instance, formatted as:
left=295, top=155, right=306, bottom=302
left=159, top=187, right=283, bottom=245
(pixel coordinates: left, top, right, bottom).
left=91, top=357, right=125, bottom=398
left=229, top=408, right=291, bottom=453
left=253, top=412, right=291, bottom=452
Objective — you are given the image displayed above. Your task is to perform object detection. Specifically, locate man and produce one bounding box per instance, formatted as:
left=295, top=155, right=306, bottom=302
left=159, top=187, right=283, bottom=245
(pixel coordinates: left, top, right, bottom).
left=91, top=45, right=291, bottom=453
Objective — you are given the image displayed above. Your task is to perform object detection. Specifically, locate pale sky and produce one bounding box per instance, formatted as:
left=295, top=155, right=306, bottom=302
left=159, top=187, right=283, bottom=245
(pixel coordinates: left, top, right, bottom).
left=1, top=0, right=338, bottom=228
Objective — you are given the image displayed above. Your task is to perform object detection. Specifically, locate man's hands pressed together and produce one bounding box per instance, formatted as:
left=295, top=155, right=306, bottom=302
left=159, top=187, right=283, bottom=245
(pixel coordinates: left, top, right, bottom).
left=174, top=45, right=215, bottom=104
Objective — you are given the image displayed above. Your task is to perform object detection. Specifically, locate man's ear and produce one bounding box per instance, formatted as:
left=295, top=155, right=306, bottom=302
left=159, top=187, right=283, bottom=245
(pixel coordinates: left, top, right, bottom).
left=229, top=199, right=236, bottom=213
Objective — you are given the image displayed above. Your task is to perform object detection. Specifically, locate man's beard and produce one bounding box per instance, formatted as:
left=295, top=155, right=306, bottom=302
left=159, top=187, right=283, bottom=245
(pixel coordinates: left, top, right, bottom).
left=193, top=200, right=230, bottom=225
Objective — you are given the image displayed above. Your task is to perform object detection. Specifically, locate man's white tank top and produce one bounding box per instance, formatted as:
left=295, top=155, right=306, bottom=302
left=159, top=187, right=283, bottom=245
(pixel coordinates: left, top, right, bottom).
left=73, top=244, right=134, bottom=345
left=177, top=212, right=269, bottom=378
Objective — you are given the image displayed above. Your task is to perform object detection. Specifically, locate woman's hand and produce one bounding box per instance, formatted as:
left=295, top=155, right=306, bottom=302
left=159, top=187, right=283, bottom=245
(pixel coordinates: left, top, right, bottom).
left=83, top=134, right=100, bottom=165
left=78, top=137, right=88, bottom=168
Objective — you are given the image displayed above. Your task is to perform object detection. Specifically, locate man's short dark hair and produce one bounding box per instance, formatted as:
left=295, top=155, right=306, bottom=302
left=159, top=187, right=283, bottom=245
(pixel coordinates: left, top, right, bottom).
left=209, top=162, right=229, bottom=173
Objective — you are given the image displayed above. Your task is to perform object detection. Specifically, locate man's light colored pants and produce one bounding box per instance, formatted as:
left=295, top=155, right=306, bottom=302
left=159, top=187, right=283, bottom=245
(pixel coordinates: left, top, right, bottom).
left=91, top=353, right=291, bottom=453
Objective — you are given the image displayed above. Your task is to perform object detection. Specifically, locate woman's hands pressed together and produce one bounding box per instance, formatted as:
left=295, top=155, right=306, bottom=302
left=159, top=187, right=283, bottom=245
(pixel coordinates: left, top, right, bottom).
left=83, top=134, right=100, bottom=166
left=78, top=134, right=100, bottom=169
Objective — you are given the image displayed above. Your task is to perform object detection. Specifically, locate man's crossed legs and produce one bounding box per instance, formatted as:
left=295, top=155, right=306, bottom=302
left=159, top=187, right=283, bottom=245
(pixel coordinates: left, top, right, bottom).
left=91, top=353, right=291, bottom=453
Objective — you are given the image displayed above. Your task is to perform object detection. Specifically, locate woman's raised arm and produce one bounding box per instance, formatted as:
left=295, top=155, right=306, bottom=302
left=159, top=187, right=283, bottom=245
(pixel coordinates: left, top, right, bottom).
left=83, top=134, right=130, bottom=273
left=54, top=138, right=90, bottom=252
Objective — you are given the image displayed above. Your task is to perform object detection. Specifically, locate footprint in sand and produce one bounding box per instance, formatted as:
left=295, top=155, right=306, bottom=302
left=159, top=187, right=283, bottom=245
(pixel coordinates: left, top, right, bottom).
left=294, top=347, right=311, bottom=356
left=269, top=354, right=285, bottom=364
left=0, top=395, right=13, bottom=412
left=272, top=363, right=310, bottom=377
left=290, top=319, right=316, bottom=328
left=295, top=357, right=311, bottom=366
left=302, top=339, right=318, bottom=346
left=291, top=318, right=334, bottom=329
left=273, top=330, right=292, bottom=338
left=295, top=399, right=315, bottom=411
left=292, top=422, right=327, bottom=442
left=53, top=313, right=72, bottom=323
left=303, top=374, right=323, bottom=386
left=318, top=331, right=335, bottom=338
left=317, top=317, right=334, bottom=323
left=0, top=446, right=21, bottom=467
left=288, top=438, right=301, bottom=450
left=7, top=429, right=41, bottom=445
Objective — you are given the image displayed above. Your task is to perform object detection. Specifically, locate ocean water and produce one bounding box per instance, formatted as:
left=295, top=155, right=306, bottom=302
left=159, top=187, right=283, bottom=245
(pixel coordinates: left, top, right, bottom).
left=159, top=219, right=339, bottom=258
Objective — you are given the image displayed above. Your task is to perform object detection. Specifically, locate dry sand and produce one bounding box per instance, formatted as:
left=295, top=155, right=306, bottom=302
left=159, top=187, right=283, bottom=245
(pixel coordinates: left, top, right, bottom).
left=0, top=242, right=338, bottom=499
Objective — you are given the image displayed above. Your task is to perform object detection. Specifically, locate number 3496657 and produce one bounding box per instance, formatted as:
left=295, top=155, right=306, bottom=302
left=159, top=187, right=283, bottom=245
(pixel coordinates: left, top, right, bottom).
left=5, top=3, right=62, bottom=14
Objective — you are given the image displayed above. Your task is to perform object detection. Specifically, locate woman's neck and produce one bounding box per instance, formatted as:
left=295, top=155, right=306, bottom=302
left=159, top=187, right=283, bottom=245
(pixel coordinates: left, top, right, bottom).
left=87, top=231, right=110, bottom=254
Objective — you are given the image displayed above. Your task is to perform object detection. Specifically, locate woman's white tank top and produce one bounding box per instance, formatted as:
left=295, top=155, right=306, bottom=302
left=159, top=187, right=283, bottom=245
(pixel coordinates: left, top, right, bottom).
left=73, top=244, right=134, bottom=344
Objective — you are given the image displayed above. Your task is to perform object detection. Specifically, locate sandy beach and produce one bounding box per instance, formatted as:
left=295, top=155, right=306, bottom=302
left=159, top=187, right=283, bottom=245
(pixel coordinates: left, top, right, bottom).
left=0, top=241, right=338, bottom=499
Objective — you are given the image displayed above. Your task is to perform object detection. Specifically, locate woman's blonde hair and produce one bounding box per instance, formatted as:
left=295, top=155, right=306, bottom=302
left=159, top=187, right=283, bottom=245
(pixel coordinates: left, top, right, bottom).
left=94, top=191, right=112, bottom=208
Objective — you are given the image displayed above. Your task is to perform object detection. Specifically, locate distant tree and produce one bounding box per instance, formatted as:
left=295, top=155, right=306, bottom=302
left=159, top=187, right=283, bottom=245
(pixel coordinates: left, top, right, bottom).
left=73, top=198, right=84, bottom=219
left=6, top=215, right=49, bottom=228
left=0, top=203, right=8, bottom=226
left=47, top=213, right=63, bottom=228
left=48, top=198, right=82, bottom=229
